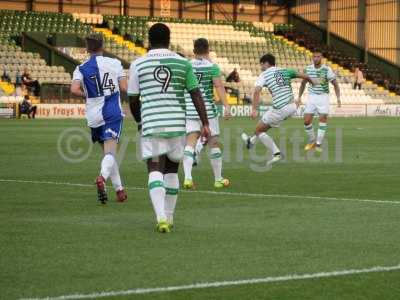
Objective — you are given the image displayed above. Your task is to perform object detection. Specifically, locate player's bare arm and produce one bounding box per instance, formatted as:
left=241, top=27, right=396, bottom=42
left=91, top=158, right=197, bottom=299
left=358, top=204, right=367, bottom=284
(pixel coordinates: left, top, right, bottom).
left=128, top=95, right=142, bottom=130
left=297, top=79, right=307, bottom=107
left=331, top=79, right=341, bottom=107
left=118, top=78, right=128, bottom=93
left=297, top=72, right=319, bottom=86
left=189, top=88, right=211, bottom=140
left=213, top=77, right=231, bottom=118
left=251, top=86, right=262, bottom=119
left=70, top=80, right=85, bottom=98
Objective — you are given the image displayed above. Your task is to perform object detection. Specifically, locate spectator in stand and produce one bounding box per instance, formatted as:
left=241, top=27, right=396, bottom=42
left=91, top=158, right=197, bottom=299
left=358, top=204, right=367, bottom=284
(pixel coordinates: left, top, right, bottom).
left=22, top=68, right=41, bottom=96
left=353, top=67, right=364, bottom=90
left=20, top=95, right=37, bottom=119
left=15, top=71, right=23, bottom=96
left=226, top=68, right=240, bottom=83
left=243, top=93, right=251, bottom=104
left=1, top=69, right=11, bottom=83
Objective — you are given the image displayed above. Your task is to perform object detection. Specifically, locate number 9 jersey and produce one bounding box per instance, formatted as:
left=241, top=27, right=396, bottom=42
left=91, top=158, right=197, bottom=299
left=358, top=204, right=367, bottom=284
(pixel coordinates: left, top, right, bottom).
left=127, top=49, right=198, bottom=138
left=72, top=55, right=125, bottom=129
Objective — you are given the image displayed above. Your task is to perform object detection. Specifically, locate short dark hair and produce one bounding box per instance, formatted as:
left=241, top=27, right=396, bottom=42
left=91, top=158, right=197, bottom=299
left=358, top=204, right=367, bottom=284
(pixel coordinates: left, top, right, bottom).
left=149, top=23, right=170, bottom=48
left=313, top=48, right=322, bottom=54
left=260, top=53, right=275, bottom=66
left=193, top=38, right=209, bottom=55
left=85, top=34, right=103, bottom=53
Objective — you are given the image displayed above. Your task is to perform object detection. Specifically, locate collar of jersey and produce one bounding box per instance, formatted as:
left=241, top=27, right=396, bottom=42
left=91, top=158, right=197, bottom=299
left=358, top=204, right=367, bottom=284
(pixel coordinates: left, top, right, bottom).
left=148, top=48, right=170, bottom=54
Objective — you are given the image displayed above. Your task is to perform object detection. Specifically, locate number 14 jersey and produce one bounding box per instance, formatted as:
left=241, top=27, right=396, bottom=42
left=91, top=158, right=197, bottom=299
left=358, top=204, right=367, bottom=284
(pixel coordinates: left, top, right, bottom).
left=128, top=48, right=198, bottom=138
left=73, top=55, right=125, bottom=128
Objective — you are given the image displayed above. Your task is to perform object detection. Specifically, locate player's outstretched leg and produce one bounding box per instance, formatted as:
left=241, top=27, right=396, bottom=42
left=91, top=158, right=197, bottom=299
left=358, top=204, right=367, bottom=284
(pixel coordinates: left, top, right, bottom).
left=208, top=137, right=229, bottom=188
left=304, top=113, right=316, bottom=151
left=164, top=157, right=180, bottom=229
left=147, top=156, right=170, bottom=233
left=256, top=122, right=281, bottom=165
left=241, top=132, right=257, bottom=149
left=316, top=115, right=328, bottom=152
left=242, top=122, right=281, bottom=165
left=183, top=132, right=199, bottom=189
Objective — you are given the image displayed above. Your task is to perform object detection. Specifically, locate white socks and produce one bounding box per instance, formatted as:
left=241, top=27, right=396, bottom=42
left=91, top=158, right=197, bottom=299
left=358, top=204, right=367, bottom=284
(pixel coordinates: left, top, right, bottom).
left=304, top=123, right=315, bottom=144
left=258, top=132, right=280, bottom=154
left=100, top=153, right=123, bottom=191
left=100, top=153, right=115, bottom=180
left=149, top=172, right=180, bottom=225
left=164, top=173, right=179, bottom=225
left=317, top=122, right=327, bottom=145
left=210, top=147, right=223, bottom=181
left=183, top=145, right=194, bottom=180
left=110, top=160, right=123, bottom=191
left=148, top=171, right=166, bottom=222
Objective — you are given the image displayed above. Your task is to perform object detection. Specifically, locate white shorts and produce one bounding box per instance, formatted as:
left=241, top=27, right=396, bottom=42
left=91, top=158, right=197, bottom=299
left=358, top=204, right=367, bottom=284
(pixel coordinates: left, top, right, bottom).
left=304, top=94, right=330, bottom=115
left=141, top=135, right=186, bottom=162
left=186, top=117, right=220, bottom=136
left=261, top=103, right=297, bottom=128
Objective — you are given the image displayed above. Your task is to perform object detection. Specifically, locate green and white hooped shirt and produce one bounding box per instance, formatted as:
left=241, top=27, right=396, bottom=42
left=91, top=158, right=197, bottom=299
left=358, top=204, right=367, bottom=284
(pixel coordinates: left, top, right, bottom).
left=255, top=67, right=297, bottom=109
left=128, top=48, right=199, bottom=138
left=304, top=64, right=336, bottom=95
left=185, top=58, right=221, bottom=120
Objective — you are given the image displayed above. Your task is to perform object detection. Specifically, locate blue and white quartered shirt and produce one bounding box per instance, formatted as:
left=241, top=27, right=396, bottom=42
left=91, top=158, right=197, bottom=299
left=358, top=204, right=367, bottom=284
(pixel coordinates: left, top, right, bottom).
left=72, top=55, right=125, bottom=128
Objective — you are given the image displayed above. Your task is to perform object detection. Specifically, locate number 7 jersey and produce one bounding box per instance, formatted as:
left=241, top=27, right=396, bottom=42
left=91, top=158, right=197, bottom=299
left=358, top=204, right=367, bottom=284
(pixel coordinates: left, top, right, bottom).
left=128, top=48, right=199, bottom=138
left=72, top=55, right=125, bottom=128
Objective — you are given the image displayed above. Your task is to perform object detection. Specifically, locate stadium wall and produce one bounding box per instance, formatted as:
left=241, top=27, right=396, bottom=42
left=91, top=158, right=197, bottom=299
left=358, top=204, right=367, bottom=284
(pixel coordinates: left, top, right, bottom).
left=290, top=14, right=400, bottom=81
left=30, top=104, right=400, bottom=119
left=292, top=0, right=400, bottom=66
left=0, top=0, right=288, bottom=23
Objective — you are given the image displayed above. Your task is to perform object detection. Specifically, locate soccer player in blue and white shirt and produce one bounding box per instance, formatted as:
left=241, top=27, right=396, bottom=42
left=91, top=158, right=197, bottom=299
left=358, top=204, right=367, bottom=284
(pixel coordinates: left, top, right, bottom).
left=70, top=34, right=127, bottom=204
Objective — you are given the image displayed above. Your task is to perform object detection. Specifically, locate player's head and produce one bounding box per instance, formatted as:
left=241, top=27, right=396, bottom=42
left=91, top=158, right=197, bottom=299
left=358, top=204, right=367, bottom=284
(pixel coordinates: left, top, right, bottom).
left=85, top=34, right=103, bottom=54
left=312, top=49, right=323, bottom=65
left=260, top=53, right=275, bottom=71
left=149, top=23, right=170, bottom=49
left=193, top=38, right=209, bottom=56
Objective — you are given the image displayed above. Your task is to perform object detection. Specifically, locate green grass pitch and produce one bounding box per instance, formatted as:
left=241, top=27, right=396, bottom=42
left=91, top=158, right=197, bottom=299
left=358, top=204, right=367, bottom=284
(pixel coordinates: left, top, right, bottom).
left=1, top=117, right=400, bottom=300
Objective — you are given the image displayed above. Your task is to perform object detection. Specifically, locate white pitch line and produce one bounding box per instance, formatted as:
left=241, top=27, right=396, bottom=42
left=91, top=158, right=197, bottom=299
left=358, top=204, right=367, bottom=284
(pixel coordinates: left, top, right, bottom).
left=19, top=263, right=400, bottom=300
left=0, top=178, right=399, bottom=206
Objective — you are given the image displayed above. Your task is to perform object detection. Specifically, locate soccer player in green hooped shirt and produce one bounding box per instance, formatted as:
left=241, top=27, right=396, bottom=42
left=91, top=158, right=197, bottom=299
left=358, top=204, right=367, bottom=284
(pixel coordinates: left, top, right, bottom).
left=297, top=49, right=341, bottom=153
left=241, top=53, right=316, bottom=165
left=128, top=23, right=210, bottom=233
left=182, top=38, right=231, bottom=190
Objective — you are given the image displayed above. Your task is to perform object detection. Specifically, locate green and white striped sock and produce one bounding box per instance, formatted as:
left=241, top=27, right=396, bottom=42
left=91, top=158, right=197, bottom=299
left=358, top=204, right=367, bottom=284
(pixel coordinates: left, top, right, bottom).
left=304, top=123, right=315, bottom=144
left=316, top=122, right=328, bottom=145
left=183, top=146, right=195, bottom=180
left=210, top=147, right=223, bottom=181
left=148, top=171, right=166, bottom=222
left=164, top=173, right=179, bottom=225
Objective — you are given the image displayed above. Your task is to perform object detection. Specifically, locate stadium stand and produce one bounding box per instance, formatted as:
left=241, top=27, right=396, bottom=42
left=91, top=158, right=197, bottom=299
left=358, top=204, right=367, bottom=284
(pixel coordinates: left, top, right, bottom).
left=0, top=41, right=71, bottom=85
left=0, top=10, right=92, bottom=35
left=1, top=9, right=398, bottom=106
left=0, top=10, right=91, bottom=89
left=72, top=13, right=103, bottom=25
left=102, top=16, right=396, bottom=105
